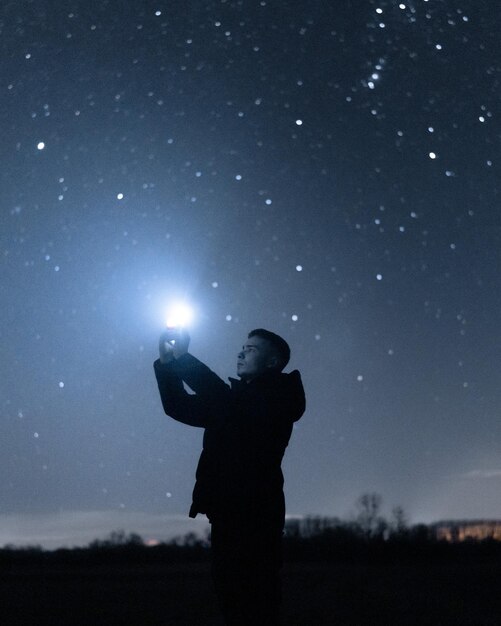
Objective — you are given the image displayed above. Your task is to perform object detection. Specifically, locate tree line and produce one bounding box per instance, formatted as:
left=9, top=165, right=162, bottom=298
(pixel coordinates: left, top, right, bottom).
left=2, top=493, right=500, bottom=566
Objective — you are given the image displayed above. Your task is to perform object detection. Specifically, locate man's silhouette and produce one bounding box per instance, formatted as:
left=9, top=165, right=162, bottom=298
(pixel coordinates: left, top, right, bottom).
left=154, top=328, right=305, bottom=625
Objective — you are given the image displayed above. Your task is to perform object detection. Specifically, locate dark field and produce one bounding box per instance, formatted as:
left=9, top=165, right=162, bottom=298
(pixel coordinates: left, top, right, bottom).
left=2, top=559, right=500, bottom=625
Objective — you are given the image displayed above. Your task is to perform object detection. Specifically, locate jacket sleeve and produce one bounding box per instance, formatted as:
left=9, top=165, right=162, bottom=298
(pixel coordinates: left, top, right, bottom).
left=153, top=354, right=230, bottom=428
left=173, top=353, right=230, bottom=399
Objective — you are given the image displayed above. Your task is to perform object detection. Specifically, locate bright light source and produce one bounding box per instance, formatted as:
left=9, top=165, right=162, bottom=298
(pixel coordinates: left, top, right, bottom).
left=165, top=303, right=193, bottom=328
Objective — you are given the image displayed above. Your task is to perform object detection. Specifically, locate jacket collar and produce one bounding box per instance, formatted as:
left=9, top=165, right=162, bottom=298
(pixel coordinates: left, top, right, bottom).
left=228, top=370, right=282, bottom=390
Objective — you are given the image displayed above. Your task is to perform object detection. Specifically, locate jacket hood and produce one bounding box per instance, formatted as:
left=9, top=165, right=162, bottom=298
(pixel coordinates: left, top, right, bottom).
left=229, top=369, right=305, bottom=422
left=283, top=370, right=306, bottom=422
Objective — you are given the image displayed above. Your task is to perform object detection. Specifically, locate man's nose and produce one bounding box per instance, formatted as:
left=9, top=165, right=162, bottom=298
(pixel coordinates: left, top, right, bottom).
left=237, top=351, right=244, bottom=360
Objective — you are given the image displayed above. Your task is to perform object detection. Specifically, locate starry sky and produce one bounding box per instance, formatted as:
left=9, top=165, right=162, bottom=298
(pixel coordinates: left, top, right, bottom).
left=1, top=0, right=500, bottom=548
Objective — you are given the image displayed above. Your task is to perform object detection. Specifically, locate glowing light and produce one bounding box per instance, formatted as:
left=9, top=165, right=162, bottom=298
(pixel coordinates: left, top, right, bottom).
left=165, top=303, right=193, bottom=328
left=37, top=142, right=45, bottom=150
left=296, top=265, right=303, bottom=271
left=145, top=539, right=160, bottom=547
left=429, top=152, right=437, bottom=159
left=117, top=193, right=124, bottom=200
left=295, top=119, right=303, bottom=126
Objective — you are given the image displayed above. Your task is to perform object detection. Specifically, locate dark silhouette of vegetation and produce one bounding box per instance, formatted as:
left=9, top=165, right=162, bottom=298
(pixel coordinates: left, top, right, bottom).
left=2, top=497, right=501, bottom=625
left=1, top=494, right=500, bottom=568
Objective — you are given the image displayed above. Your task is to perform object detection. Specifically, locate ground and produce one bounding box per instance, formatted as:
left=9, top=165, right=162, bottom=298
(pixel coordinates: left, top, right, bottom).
left=2, top=559, right=500, bottom=625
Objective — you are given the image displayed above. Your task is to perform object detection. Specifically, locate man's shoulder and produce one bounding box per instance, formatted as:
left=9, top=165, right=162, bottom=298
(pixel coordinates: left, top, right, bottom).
left=242, top=369, right=303, bottom=394
left=271, top=369, right=303, bottom=387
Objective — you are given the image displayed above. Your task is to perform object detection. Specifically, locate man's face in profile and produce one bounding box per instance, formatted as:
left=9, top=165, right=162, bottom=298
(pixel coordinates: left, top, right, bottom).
left=237, top=336, right=276, bottom=381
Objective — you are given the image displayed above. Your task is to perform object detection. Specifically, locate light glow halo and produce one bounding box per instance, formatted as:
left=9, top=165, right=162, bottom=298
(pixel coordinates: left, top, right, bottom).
left=165, top=302, right=194, bottom=328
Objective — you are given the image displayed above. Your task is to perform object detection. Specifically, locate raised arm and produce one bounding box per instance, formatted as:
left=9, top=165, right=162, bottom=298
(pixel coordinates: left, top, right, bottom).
left=155, top=329, right=230, bottom=428
left=154, top=359, right=213, bottom=428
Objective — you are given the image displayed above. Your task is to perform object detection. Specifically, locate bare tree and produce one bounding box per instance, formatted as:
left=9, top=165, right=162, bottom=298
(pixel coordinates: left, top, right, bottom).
left=390, top=506, right=408, bottom=536
left=355, top=492, right=386, bottom=539
left=88, top=530, right=143, bottom=549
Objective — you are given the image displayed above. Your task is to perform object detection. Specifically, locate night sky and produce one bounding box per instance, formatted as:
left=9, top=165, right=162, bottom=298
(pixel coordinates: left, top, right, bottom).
left=1, top=0, right=500, bottom=548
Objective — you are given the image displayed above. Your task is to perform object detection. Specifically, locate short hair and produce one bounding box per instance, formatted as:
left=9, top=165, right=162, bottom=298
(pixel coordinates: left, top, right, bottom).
left=248, top=328, right=290, bottom=371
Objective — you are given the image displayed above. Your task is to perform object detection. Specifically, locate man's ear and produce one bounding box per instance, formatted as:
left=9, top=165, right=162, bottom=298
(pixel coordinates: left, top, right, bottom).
left=266, top=354, right=279, bottom=370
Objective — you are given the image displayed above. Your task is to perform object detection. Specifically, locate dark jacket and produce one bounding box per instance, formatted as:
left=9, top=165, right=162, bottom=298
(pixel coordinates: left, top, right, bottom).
left=154, top=353, right=305, bottom=527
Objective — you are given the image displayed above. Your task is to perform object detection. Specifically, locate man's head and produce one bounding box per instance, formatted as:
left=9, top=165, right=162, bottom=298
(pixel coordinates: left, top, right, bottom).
left=236, top=329, right=290, bottom=381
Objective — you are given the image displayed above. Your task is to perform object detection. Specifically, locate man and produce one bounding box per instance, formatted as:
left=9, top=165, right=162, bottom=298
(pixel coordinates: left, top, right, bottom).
left=154, top=327, right=305, bottom=625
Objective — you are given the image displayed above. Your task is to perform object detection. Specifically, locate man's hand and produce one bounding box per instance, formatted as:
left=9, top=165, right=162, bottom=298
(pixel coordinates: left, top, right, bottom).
left=159, top=331, right=175, bottom=364
left=159, top=328, right=190, bottom=363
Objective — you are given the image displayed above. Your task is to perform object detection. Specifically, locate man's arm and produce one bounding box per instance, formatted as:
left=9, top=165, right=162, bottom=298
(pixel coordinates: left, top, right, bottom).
left=172, top=353, right=230, bottom=398
left=159, top=327, right=230, bottom=399
left=155, top=330, right=230, bottom=427
left=154, top=359, right=214, bottom=428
